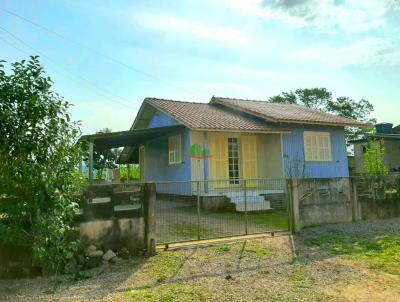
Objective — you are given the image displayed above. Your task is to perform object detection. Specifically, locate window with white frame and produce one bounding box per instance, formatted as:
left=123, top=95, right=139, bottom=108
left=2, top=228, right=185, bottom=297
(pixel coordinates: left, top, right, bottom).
left=168, top=134, right=182, bottom=164
left=303, top=131, right=332, bottom=162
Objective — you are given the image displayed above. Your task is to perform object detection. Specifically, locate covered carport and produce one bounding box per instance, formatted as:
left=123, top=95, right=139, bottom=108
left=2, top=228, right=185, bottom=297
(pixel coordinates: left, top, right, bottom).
left=79, top=125, right=184, bottom=183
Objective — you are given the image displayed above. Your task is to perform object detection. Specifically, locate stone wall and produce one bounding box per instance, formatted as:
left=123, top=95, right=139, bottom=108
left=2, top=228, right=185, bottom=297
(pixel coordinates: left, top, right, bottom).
left=289, top=176, right=400, bottom=232
left=295, top=178, right=353, bottom=229
left=80, top=183, right=155, bottom=255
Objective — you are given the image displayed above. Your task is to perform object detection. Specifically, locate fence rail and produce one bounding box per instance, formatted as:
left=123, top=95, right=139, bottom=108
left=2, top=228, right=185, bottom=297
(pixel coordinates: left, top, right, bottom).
left=82, top=175, right=400, bottom=247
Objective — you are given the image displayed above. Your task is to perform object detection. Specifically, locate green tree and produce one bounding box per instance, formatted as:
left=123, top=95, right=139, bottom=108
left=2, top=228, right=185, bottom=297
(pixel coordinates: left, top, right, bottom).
left=269, top=88, right=375, bottom=144
left=363, top=140, right=389, bottom=177
left=83, top=128, right=121, bottom=179
left=0, top=56, right=84, bottom=273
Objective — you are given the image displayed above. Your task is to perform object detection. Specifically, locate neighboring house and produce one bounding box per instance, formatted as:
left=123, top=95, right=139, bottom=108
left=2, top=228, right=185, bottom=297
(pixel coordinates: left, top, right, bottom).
left=115, top=96, right=365, bottom=183
left=352, top=123, right=400, bottom=174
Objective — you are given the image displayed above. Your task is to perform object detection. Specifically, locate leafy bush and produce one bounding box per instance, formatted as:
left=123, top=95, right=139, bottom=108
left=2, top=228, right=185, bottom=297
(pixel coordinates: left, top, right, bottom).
left=0, top=56, right=84, bottom=274
left=120, top=165, right=140, bottom=181
left=363, top=140, right=389, bottom=177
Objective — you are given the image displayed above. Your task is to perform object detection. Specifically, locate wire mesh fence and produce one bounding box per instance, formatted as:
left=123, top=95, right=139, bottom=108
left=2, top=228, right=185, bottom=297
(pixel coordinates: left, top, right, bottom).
left=154, top=179, right=290, bottom=244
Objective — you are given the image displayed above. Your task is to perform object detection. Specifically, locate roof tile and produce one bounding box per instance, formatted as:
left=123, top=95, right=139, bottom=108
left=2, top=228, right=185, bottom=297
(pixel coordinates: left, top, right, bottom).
left=211, top=97, right=367, bottom=127
left=145, top=98, right=286, bottom=132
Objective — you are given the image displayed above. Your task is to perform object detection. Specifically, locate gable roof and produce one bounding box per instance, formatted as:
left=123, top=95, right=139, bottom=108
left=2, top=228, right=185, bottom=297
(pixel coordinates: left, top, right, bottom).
left=143, top=98, right=289, bottom=133
left=210, top=96, right=367, bottom=127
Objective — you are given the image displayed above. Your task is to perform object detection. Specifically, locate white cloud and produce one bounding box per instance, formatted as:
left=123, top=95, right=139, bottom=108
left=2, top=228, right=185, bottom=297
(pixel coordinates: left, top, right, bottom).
left=225, top=0, right=396, bottom=33
left=289, top=37, right=400, bottom=68
left=132, top=13, right=248, bottom=45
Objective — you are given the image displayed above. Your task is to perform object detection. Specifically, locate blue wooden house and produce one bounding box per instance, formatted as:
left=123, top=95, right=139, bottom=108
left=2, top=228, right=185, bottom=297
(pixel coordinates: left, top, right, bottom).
left=83, top=96, right=365, bottom=210
left=117, top=97, right=365, bottom=181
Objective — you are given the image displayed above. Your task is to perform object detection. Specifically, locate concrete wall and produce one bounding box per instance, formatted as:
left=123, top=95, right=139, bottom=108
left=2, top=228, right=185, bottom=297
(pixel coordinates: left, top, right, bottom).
left=354, top=142, right=365, bottom=174
left=282, top=125, right=349, bottom=178
left=80, top=218, right=145, bottom=254
left=81, top=183, right=152, bottom=254
left=298, top=178, right=353, bottom=229
left=384, top=140, right=400, bottom=171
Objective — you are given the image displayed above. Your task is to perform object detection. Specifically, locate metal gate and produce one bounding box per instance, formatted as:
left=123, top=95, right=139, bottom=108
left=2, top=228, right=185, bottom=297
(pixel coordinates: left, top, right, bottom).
left=155, top=179, right=290, bottom=244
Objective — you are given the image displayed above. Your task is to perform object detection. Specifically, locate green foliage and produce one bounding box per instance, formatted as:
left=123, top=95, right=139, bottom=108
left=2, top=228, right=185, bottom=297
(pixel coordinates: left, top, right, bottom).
left=363, top=140, right=389, bottom=176
left=0, top=56, right=84, bottom=273
left=308, top=234, right=400, bottom=275
left=84, top=128, right=121, bottom=180
left=269, top=88, right=376, bottom=144
left=120, top=165, right=140, bottom=181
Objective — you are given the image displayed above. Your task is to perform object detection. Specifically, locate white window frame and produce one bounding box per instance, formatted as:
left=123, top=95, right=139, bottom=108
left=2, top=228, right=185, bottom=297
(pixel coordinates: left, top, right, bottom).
left=168, top=134, right=182, bottom=164
left=303, top=131, right=332, bottom=162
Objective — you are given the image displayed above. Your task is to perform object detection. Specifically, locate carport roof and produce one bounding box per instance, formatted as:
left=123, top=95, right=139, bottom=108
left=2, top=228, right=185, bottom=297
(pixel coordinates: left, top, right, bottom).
left=79, top=125, right=185, bottom=149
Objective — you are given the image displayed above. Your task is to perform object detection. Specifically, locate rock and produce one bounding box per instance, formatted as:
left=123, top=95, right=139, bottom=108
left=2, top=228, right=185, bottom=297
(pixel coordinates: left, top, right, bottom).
left=102, top=249, right=116, bottom=262
left=109, top=256, right=120, bottom=264
left=117, top=248, right=130, bottom=259
left=85, top=255, right=102, bottom=269
left=85, top=244, right=97, bottom=256
left=87, top=250, right=104, bottom=257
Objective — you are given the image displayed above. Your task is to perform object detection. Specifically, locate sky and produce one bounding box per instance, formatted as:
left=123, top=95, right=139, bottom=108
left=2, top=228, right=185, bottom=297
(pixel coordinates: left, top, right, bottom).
left=1, top=0, right=399, bottom=134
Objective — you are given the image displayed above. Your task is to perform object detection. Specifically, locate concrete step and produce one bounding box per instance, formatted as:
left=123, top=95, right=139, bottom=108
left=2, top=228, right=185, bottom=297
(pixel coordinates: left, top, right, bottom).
left=114, top=204, right=141, bottom=211
left=235, top=200, right=272, bottom=212
left=113, top=204, right=142, bottom=219
left=90, top=197, right=111, bottom=204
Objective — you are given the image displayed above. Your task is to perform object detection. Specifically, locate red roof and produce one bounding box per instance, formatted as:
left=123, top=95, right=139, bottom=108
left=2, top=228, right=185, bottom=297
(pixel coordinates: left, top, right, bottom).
left=142, top=96, right=367, bottom=131
left=145, top=98, right=287, bottom=132
left=211, top=97, right=367, bottom=127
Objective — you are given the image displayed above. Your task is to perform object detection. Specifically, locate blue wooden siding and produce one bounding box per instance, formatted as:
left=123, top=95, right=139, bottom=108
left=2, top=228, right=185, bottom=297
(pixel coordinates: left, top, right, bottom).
left=148, top=111, right=179, bottom=128
left=282, top=125, right=349, bottom=178
left=143, top=128, right=192, bottom=194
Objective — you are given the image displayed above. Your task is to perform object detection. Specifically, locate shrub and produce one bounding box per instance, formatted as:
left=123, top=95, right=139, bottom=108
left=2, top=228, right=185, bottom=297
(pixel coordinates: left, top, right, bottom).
left=363, top=140, right=389, bottom=177
left=0, top=56, right=84, bottom=274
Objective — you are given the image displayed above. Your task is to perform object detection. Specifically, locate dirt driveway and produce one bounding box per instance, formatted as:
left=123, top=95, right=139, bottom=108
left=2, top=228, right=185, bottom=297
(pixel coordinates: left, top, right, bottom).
left=1, top=218, right=400, bottom=301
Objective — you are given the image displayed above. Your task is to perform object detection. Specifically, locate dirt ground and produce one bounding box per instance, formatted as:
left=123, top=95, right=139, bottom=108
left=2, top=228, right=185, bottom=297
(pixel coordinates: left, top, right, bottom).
left=1, top=219, right=400, bottom=301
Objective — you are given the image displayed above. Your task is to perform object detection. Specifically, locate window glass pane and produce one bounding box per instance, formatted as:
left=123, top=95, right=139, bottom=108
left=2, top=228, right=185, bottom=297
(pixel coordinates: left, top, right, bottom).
left=228, top=137, right=240, bottom=184
left=169, top=134, right=181, bottom=164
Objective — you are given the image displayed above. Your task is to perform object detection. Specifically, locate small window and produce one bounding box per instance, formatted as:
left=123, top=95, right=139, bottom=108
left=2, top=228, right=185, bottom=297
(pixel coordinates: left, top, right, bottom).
left=168, top=134, right=182, bottom=164
left=304, top=131, right=332, bottom=162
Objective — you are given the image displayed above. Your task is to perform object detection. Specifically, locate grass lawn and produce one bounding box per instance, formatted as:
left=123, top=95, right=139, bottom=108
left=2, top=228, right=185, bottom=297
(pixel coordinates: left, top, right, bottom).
left=305, top=232, right=400, bottom=275
left=2, top=219, right=400, bottom=302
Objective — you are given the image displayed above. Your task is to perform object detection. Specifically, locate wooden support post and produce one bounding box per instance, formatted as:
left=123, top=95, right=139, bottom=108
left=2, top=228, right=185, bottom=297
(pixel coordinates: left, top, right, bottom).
left=127, top=164, right=130, bottom=182
left=288, top=179, right=300, bottom=233
left=88, top=141, right=94, bottom=184
left=351, top=178, right=360, bottom=222
left=144, top=183, right=156, bottom=256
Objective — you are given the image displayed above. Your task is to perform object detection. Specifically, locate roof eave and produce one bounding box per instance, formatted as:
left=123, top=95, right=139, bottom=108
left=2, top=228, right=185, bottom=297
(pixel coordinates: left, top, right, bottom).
left=195, top=128, right=291, bottom=134
left=144, top=99, right=194, bottom=130
left=210, top=97, right=278, bottom=123
left=275, top=119, right=369, bottom=128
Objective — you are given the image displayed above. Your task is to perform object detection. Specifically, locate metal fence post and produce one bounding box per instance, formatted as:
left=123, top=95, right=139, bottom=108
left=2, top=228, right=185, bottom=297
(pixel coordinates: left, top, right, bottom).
left=244, top=179, right=248, bottom=235
left=196, top=181, right=201, bottom=241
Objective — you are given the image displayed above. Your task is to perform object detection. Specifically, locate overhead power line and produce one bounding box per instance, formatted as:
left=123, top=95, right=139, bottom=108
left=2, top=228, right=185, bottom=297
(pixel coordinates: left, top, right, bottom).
left=0, top=7, right=200, bottom=98
left=0, top=26, right=136, bottom=109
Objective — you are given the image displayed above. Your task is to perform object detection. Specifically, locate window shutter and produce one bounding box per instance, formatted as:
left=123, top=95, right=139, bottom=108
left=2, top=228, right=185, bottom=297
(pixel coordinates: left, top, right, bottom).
left=241, top=135, right=258, bottom=187
left=303, top=132, right=332, bottom=162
